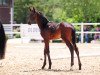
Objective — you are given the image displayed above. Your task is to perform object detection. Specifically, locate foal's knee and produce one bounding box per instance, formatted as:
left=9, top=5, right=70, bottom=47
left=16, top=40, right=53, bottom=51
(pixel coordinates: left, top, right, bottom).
left=44, top=49, right=50, bottom=55
left=74, top=46, right=79, bottom=54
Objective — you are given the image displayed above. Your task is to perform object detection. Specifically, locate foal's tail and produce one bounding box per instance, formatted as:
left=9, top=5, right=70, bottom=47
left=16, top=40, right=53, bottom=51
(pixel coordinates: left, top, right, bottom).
left=72, top=29, right=76, bottom=45
left=0, top=22, right=7, bottom=59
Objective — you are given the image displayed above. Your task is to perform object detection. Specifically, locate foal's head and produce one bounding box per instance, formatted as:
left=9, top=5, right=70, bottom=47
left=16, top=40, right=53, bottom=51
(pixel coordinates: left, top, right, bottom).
left=28, top=7, right=37, bottom=25
left=28, top=7, right=49, bottom=29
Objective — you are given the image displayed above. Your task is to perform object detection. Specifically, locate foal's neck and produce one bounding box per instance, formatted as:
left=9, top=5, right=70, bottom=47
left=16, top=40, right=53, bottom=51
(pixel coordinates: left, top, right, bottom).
left=36, top=13, right=49, bottom=30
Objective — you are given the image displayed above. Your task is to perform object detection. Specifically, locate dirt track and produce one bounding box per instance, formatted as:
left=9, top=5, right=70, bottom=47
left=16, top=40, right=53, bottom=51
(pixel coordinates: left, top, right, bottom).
left=0, top=43, right=100, bottom=75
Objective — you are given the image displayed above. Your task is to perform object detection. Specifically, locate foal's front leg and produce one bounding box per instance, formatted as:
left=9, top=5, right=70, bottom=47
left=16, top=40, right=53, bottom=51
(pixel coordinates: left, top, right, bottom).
left=42, top=40, right=52, bottom=69
left=41, top=48, right=47, bottom=69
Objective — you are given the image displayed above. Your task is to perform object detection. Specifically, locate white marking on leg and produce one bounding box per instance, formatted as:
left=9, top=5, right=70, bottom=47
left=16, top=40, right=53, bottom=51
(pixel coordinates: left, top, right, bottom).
left=70, top=66, right=73, bottom=71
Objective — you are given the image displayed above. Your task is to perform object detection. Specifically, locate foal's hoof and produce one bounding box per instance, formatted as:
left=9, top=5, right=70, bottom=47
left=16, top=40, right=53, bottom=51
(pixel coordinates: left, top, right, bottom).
left=48, top=65, right=52, bottom=69
left=48, top=67, right=51, bottom=69
left=79, top=64, right=82, bottom=70
left=41, top=66, right=45, bottom=69
left=79, top=67, right=81, bottom=70
left=70, top=68, right=73, bottom=71
left=70, top=66, right=73, bottom=71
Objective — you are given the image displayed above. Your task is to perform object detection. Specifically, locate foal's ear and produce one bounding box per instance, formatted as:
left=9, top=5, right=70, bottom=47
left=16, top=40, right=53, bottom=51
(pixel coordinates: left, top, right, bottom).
left=29, top=7, right=32, bottom=11
left=29, top=7, right=36, bottom=12
left=32, top=7, right=36, bottom=12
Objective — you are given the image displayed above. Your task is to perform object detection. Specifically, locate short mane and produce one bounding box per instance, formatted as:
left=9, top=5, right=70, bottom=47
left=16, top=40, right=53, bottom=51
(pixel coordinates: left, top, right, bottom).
left=38, top=12, right=49, bottom=28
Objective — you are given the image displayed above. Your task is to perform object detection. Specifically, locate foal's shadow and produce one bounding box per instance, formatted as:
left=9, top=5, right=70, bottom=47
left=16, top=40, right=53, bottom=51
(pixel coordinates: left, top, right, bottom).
left=44, top=69, right=71, bottom=72
left=43, top=69, right=82, bottom=73
left=31, top=68, right=73, bottom=72
left=22, top=68, right=81, bottom=73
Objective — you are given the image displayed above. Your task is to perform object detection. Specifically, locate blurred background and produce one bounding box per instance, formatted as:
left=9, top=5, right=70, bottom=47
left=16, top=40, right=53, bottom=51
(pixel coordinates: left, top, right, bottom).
left=0, top=0, right=100, bottom=43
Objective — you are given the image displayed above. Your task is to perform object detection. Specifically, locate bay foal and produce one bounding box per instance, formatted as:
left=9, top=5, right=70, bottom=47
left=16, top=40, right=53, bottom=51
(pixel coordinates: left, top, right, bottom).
left=28, top=7, right=82, bottom=70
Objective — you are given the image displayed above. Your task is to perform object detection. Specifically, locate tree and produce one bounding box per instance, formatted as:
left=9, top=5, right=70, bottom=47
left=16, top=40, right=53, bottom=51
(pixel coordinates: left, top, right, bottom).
left=14, top=0, right=33, bottom=23
left=14, top=0, right=100, bottom=23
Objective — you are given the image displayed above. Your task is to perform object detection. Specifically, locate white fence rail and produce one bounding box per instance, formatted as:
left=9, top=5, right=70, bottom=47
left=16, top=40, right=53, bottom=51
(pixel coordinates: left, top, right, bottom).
left=3, top=23, right=100, bottom=43
left=72, top=23, right=100, bottom=43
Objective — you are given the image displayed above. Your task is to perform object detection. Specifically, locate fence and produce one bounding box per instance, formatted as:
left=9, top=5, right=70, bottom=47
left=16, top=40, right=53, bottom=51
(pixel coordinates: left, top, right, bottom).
left=3, top=24, right=20, bottom=38
left=72, top=23, right=100, bottom=43
left=3, top=23, right=100, bottom=43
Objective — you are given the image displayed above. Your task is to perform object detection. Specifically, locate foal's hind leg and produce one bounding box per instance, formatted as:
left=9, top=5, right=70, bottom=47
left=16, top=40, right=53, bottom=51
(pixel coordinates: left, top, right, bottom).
left=73, top=44, right=82, bottom=70
left=62, top=38, right=74, bottom=70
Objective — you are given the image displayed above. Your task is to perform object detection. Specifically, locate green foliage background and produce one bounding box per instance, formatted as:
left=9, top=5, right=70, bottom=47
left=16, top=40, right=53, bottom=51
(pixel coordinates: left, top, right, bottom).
left=14, top=0, right=100, bottom=24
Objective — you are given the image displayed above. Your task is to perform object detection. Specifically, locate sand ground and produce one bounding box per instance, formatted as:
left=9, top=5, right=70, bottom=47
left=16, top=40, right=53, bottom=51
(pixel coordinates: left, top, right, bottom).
left=0, top=43, right=100, bottom=75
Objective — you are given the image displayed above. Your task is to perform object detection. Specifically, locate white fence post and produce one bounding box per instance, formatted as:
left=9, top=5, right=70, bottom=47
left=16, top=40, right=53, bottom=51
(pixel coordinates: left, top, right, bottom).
left=20, top=24, right=23, bottom=43
left=81, top=23, right=84, bottom=43
left=11, top=24, right=13, bottom=38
